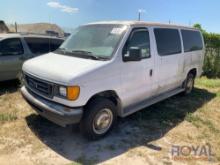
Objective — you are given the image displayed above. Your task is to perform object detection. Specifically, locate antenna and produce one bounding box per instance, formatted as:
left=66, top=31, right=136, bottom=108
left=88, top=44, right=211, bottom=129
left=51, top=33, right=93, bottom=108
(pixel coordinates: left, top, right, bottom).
left=48, top=14, right=52, bottom=52
left=138, top=9, right=146, bottom=21
left=15, top=22, right=18, bottom=33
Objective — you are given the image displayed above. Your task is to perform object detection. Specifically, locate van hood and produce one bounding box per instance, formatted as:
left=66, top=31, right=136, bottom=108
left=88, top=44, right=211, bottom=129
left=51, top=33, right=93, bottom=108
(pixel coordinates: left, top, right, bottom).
left=22, top=52, right=108, bottom=85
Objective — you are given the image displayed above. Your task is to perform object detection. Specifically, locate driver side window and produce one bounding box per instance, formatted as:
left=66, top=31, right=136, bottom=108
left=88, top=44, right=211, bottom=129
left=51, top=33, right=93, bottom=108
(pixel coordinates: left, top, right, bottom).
left=123, top=29, right=151, bottom=59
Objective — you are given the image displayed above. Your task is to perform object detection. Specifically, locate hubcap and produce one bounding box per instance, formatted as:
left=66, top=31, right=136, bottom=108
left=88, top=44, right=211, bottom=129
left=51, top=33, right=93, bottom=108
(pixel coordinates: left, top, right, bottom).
left=93, top=108, right=113, bottom=135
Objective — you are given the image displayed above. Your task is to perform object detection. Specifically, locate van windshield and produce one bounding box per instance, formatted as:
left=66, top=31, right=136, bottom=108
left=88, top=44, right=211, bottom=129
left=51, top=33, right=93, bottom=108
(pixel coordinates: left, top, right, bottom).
left=55, top=24, right=127, bottom=60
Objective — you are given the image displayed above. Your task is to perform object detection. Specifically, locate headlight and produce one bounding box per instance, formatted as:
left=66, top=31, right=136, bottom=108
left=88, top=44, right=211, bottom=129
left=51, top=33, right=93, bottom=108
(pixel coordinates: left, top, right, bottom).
left=59, top=86, right=67, bottom=97
left=58, top=86, right=80, bottom=101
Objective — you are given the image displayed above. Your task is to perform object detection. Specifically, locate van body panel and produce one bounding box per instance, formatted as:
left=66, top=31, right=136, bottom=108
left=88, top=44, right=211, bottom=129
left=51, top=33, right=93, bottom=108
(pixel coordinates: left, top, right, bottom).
left=153, top=27, right=184, bottom=94
left=22, top=52, right=110, bottom=85
left=118, top=26, right=157, bottom=111
left=21, top=21, right=205, bottom=126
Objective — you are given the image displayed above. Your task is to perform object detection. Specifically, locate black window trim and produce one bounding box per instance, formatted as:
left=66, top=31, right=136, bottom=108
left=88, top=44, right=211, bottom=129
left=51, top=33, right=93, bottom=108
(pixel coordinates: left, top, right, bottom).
left=122, top=27, right=151, bottom=61
left=0, top=38, right=24, bottom=57
left=181, top=29, right=204, bottom=53
left=154, top=27, right=182, bottom=56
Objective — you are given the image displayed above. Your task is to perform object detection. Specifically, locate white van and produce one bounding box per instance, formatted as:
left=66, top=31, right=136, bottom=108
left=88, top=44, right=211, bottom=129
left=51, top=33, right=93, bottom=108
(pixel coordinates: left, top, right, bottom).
left=21, top=21, right=205, bottom=140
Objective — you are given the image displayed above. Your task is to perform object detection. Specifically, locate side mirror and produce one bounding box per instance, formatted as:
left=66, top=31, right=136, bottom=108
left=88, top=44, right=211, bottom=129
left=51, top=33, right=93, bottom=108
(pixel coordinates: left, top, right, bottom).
left=123, top=47, right=142, bottom=62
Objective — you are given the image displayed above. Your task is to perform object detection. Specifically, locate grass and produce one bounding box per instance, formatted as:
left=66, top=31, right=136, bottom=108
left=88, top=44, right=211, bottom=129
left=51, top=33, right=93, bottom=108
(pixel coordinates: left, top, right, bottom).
left=128, top=76, right=220, bottom=162
left=185, top=113, right=201, bottom=126
left=199, top=74, right=218, bottom=87
left=0, top=77, right=220, bottom=164
left=185, top=113, right=220, bottom=134
left=196, top=76, right=220, bottom=88
left=0, top=113, right=17, bottom=122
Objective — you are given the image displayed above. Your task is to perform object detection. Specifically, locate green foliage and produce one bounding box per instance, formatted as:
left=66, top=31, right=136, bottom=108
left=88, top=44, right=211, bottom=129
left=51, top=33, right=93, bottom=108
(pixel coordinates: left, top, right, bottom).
left=194, top=24, right=220, bottom=78
left=195, top=77, right=220, bottom=88
left=0, top=113, right=17, bottom=122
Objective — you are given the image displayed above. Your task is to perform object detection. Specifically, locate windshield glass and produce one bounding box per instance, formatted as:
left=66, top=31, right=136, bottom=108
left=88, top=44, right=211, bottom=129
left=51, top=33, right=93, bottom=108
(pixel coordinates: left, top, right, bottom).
left=56, top=24, right=127, bottom=59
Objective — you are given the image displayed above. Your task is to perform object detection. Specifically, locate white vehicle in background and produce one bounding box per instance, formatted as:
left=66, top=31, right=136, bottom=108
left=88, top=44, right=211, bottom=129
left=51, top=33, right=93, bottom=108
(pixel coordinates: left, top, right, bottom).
left=21, top=21, right=205, bottom=140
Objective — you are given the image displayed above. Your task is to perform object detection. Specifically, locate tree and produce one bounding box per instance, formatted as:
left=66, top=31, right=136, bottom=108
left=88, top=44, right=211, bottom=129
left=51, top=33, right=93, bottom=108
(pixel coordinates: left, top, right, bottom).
left=193, top=24, right=220, bottom=78
left=193, top=24, right=206, bottom=34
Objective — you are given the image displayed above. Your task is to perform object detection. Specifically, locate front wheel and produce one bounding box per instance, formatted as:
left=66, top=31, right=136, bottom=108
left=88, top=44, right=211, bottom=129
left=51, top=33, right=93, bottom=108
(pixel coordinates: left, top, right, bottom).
left=80, top=97, right=117, bottom=140
left=183, top=73, right=195, bottom=95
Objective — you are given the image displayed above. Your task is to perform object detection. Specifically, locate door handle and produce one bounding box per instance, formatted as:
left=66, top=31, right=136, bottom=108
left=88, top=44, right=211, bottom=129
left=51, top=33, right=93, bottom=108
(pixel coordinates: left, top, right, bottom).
left=150, top=69, right=153, bottom=76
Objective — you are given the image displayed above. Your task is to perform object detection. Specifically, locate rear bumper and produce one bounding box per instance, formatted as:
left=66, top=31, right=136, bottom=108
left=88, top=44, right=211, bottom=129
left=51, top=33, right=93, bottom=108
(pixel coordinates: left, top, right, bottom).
left=21, top=86, right=83, bottom=127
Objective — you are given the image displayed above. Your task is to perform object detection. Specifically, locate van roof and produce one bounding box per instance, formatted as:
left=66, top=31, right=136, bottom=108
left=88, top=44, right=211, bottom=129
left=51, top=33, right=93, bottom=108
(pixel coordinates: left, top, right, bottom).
left=87, top=21, right=198, bottom=30
left=0, top=33, right=64, bottom=40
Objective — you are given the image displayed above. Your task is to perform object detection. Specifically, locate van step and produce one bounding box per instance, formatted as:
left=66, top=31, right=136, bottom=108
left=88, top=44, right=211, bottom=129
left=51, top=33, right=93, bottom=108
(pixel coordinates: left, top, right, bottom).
left=123, top=87, right=184, bottom=117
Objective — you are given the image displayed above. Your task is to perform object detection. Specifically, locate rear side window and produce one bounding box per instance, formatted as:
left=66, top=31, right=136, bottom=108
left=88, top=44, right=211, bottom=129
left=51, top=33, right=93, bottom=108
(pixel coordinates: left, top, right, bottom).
left=0, top=38, right=24, bottom=56
left=24, top=37, right=63, bottom=55
left=181, top=30, right=203, bottom=52
left=154, top=28, right=181, bottom=56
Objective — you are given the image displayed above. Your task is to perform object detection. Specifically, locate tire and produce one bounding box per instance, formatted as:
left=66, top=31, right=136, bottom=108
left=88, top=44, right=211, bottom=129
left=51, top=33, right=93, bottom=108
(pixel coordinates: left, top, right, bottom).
left=80, top=97, right=117, bottom=140
left=182, top=73, right=195, bottom=95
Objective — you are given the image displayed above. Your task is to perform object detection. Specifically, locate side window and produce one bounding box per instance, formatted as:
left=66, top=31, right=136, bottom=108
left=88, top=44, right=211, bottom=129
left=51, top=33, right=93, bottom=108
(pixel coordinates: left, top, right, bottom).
left=0, top=38, right=24, bottom=56
left=24, top=37, right=50, bottom=55
left=124, top=29, right=151, bottom=59
left=154, top=28, right=181, bottom=56
left=181, top=30, right=203, bottom=52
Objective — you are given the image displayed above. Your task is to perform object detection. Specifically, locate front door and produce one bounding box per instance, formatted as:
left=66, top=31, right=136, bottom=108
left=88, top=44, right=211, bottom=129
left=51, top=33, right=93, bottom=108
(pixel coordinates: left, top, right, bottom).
left=0, top=38, right=25, bottom=81
left=120, top=27, right=156, bottom=110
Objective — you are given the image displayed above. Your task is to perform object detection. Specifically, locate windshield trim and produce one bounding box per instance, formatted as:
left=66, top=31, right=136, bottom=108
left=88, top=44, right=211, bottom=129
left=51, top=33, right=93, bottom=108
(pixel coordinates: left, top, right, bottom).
left=54, top=24, right=128, bottom=61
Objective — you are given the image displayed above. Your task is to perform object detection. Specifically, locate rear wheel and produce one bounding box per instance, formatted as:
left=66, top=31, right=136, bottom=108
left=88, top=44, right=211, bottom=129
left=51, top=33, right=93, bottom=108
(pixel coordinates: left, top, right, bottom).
left=80, top=97, right=117, bottom=140
left=183, top=73, right=195, bottom=95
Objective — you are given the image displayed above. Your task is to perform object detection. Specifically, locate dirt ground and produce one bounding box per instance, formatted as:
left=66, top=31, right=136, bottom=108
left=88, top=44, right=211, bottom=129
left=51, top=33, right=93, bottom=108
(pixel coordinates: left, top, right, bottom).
left=0, top=78, right=220, bottom=165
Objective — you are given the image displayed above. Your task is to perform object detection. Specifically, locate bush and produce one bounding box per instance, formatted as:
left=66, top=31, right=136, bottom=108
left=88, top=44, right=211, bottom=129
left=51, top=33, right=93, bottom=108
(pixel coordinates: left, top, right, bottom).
left=194, top=24, right=220, bottom=78
left=0, top=113, right=17, bottom=122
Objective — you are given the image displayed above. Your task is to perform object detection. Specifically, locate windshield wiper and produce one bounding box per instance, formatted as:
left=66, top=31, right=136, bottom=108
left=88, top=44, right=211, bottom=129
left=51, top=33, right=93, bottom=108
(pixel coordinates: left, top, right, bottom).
left=71, top=50, right=93, bottom=55
left=55, top=47, right=70, bottom=54
left=58, top=47, right=67, bottom=51
left=55, top=49, right=108, bottom=60
left=71, top=50, right=108, bottom=60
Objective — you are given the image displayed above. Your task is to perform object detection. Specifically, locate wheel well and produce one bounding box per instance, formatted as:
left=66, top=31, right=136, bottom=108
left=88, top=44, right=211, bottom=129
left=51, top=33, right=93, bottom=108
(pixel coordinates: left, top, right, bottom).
left=188, top=68, right=197, bottom=78
left=86, top=91, right=121, bottom=113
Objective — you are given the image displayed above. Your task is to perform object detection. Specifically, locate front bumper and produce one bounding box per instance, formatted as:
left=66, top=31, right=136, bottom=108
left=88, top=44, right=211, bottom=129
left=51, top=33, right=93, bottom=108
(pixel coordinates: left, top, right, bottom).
left=21, top=86, right=83, bottom=127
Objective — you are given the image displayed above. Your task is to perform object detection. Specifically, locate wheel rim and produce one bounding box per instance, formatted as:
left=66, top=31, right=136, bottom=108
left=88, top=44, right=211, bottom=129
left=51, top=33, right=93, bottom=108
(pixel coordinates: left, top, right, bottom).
left=186, top=77, right=193, bottom=93
left=92, top=108, right=113, bottom=135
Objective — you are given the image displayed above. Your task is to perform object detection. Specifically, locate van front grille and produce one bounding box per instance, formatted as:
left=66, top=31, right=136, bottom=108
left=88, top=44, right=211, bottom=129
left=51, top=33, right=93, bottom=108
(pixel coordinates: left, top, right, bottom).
left=25, top=74, right=53, bottom=98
